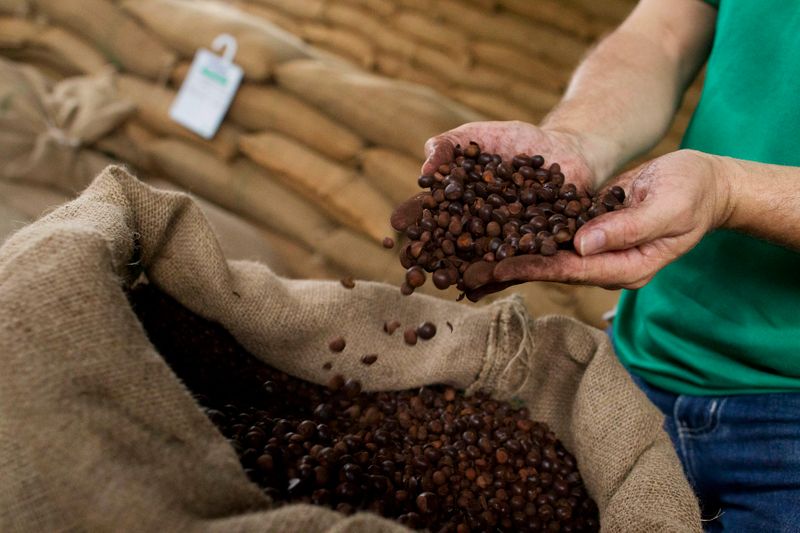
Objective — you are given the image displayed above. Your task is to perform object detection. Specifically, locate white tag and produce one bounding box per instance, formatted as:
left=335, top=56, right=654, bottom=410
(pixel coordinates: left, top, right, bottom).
left=169, top=34, right=243, bottom=140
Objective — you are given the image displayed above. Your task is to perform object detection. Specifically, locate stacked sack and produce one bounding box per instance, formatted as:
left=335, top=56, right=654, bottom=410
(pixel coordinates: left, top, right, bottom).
left=232, top=0, right=702, bottom=162
left=0, top=0, right=624, bottom=326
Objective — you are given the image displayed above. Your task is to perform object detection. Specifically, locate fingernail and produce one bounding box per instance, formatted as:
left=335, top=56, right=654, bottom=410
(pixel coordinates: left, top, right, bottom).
left=578, top=230, right=606, bottom=256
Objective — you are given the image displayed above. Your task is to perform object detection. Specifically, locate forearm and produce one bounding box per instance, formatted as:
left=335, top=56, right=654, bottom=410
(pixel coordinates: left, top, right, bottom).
left=719, top=157, right=800, bottom=251
left=542, top=0, right=716, bottom=184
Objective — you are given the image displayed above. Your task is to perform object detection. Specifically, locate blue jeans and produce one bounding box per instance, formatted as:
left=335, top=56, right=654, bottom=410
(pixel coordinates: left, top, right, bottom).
left=607, top=326, right=800, bottom=530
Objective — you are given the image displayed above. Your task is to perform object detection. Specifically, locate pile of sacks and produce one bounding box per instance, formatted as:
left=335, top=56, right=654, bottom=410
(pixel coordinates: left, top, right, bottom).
left=0, top=0, right=623, bottom=326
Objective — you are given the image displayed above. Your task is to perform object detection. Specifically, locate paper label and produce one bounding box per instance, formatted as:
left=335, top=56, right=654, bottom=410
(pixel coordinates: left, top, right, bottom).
left=169, top=48, right=243, bottom=140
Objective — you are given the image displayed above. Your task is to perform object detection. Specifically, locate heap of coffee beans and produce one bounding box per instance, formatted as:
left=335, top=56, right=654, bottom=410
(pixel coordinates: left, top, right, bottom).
left=399, top=142, right=625, bottom=295
left=130, top=284, right=599, bottom=532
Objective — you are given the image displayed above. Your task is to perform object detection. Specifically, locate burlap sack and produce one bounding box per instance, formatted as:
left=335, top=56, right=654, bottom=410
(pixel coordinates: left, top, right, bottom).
left=430, top=0, right=587, bottom=67
left=122, top=0, right=313, bottom=81
left=239, top=131, right=394, bottom=243
left=35, top=0, right=177, bottom=80
left=471, top=40, right=568, bottom=92
left=497, top=0, right=608, bottom=40
left=0, top=59, right=131, bottom=192
left=0, top=18, right=109, bottom=76
left=276, top=59, right=485, bottom=158
left=391, top=10, right=469, bottom=59
left=299, top=22, right=376, bottom=69
left=145, top=137, right=334, bottom=251
left=115, top=74, right=240, bottom=161
left=358, top=147, right=422, bottom=205
left=450, top=88, right=540, bottom=123
left=339, top=0, right=396, bottom=17
left=0, top=0, right=27, bottom=15
left=225, top=82, right=364, bottom=163
left=233, top=1, right=303, bottom=36
left=250, top=0, right=325, bottom=19
left=0, top=165, right=701, bottom=532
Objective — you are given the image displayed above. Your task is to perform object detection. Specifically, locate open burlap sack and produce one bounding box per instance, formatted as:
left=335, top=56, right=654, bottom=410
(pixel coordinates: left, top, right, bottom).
left=0, top=165, right=700, bottom=532
left=0, top=59, right=132, bottom=192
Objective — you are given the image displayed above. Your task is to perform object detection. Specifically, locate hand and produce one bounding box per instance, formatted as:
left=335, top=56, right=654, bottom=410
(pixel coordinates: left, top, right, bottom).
left=490, top=149, right=734, bottom=290
left=420, top=121, right=598, bottom=191
left=390, top=121, right=602, bottom=299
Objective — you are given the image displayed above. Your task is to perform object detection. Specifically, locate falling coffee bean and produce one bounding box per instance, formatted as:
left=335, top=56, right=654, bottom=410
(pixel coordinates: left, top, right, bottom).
left=383, top=320, right=401, bottom=335
left=403, top=327, right=418, bottom=346
left=361, top=354, right=378, bottom=366
left=340, top=277, right=355, bottom=289
left=416, top=322, right=437, bottom=340
left=382, top=237, right=395, bottom=249
left=129, top=285, right=599, bottom=533
left=328, top=336, right=346, bottom=352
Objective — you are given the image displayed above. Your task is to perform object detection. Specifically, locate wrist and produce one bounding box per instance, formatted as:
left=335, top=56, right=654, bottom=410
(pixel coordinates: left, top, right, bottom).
left=540, top=123, right=622, bottom=186
left=707, top=153, right=743, bottom=230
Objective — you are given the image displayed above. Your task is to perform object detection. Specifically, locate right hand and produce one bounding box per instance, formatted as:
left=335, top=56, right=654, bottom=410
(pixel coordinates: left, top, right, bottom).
left=391, top=121, right=600, bottom=299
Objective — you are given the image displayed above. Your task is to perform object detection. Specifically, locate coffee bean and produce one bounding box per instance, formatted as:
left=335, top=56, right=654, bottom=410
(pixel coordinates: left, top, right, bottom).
left=609, top=185, right=626, bottom=202
left=417, top=322, right=437, bottom=340
left=328, top=336, right=346, bottom=352
left=340, top=277, right=355, bottom=289
left=382, top=237, right=395, bottom=249
left=404, top=327, right=418, bottom=346
left=361, top=354, right=378, bottom=366
left=132, top=182, right=602, bottom=533
left=322, top=362, right=332, bottom=371
left=416, top=492, right=438, bottom=514
left=406, top=266, right=426, bottom=288
left=383, top=320, right=401, bottom=335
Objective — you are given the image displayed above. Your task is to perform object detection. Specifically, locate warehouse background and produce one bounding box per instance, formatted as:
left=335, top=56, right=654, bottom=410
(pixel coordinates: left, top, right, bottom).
left=0, top=0, right=704, bottom=327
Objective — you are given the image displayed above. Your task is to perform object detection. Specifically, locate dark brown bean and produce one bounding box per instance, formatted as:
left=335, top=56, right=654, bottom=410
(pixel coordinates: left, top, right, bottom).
left=328, top=336, right=346, bottom=352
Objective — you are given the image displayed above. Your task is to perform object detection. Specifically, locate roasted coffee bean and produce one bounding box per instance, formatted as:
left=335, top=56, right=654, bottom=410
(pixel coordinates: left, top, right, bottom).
left=340, top=277, right=355, bottom=289
left=329, top=337, right=346, bottom=352
left=131, top=234, right=600, bottom=533
left=417, top=322, right=437, bottom=340
left=404, top=327, right=418, bottom=346
left=398, top=147, right=627, bottom=294
left=406, top=266, right=427, bottom=288
left=384, top=320, right=401, bottom=335
left=361, top=354, right=378, bottom=366
left=433, top=269, right=451, bottom=290
left=382, top=237, right=396, bottom=249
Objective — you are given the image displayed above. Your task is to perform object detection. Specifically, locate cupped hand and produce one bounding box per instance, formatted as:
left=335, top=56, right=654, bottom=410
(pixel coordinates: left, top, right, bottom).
left=391, top=121, right=597, bottom=234
left=487, top=149, right=733, bottom=291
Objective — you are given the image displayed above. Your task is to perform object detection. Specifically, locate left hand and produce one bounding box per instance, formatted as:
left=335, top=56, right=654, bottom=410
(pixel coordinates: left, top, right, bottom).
left=489, top=149, right=734, bottom=291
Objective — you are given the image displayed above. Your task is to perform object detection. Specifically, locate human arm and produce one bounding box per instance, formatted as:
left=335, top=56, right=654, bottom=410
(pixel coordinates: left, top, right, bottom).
left=420, top=0, right=718, bottom=187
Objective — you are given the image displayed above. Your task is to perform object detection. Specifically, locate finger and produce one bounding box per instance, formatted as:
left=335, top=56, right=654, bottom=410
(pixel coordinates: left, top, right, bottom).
left=574, top=201, right=672, bottom=256
left=465, top=280, right=522, bottom=302
left=492, top=249, right=659, bottom=289
left=422, top=135, right=457, bottom=175
left=390, top=193, right=425, bottom=231
left=462, top=260, right=496, bottom=290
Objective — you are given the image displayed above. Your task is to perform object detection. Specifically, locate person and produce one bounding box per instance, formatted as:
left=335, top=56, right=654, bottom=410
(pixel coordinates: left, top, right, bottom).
left=391, top=0, right=800, bottom=530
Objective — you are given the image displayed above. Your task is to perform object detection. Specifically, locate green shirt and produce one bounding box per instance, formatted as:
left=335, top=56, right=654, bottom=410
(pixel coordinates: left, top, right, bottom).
left=613, top=0, right=800, bottom=395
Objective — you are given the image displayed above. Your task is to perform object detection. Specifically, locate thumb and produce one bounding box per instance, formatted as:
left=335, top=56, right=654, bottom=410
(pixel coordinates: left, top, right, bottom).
left=421, top=135, right=456, bottom=175
left=575, top=202, right=668, bottom=256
